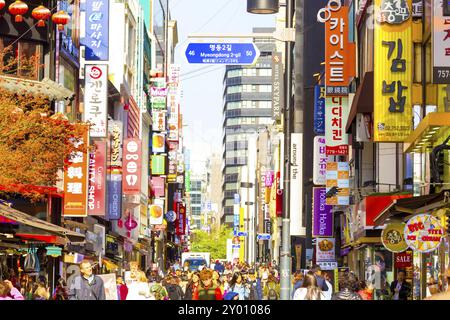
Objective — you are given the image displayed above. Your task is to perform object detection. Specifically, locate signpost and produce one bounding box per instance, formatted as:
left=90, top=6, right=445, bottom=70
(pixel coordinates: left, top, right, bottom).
left=237, top=231, right=248, bottom=237
left=185, top=42, right=260, bottom=65
left=257, top=233, right=271, bottom=241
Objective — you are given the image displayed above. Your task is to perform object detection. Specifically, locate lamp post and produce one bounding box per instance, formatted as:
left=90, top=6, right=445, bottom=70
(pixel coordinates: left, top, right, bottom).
left=247, top=0, right=295, bottom=300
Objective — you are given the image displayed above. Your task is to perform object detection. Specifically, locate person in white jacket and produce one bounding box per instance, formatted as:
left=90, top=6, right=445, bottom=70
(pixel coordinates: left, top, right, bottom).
left=126, top=271, right=154, bottom=300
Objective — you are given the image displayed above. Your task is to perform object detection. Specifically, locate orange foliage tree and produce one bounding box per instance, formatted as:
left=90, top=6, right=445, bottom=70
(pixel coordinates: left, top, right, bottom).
left=0, top=47, right=88, bottom=200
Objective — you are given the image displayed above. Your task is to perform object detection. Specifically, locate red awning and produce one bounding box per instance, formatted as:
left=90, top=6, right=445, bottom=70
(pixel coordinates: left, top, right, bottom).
left=15, top=233, right=66, bottom=245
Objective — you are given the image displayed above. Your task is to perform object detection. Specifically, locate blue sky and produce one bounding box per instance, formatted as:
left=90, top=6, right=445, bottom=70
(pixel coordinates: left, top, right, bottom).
left=170, top=0, right=275, bottom=173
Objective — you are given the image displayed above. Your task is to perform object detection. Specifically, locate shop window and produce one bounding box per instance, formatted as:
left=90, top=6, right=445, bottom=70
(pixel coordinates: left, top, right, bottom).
left=0, top=37, right=42, bottom=80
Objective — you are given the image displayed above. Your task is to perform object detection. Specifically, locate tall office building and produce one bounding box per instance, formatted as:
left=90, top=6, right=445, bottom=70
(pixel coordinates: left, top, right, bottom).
left=221, top=28, right=276, bottom=226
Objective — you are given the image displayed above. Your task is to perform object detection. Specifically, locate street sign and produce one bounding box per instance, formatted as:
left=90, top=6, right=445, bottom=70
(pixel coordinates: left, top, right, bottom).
left=185, top=43, right=260, bottom=65
left=232, top=244, right=241, bottom=249
left=237, top=231, right=248, bottom=237
left=257, top=233, right=271, bottom=241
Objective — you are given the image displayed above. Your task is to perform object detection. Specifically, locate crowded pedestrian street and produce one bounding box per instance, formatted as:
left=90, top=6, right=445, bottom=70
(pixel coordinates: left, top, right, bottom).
left=1, top=0, right=450, bottom=303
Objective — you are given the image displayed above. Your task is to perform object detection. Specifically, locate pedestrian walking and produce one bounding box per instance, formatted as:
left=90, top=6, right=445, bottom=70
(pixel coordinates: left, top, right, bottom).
left=390, top=270, right=411, bottom=300
left=357, top=280, right=373, bottom=300
left=310, top=265, right=329, bottom=292
left=116, top=276, right=128, bottom=300
left=227, top=272, right=250, bottom=300
left=293, top=271, right=325, bottom=300
left=192, top=269, right=223, bottom=300
left=291, top=272, right=304, bottom=299
left=0, top=280, right=24, bottom=300
left=183, top=271, right=200, bottom=300
left=149, top=275, right=169, bottom=300
left=166, top=275, right=184, bottom=300
left=263, top=274, right=280, bottom=300
left=322, top=272, right=333, bottom=300
left=247, top=269, right=263, bottom=300
left=68, top=260, right=106, bottom=300
left=331, top=272, right=362, bottom=300
left=53, top=277, right=69, bottom=300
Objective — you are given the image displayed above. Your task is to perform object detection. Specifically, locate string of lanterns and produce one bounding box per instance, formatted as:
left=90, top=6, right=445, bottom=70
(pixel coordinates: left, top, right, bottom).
left=0, top=1, right=69, bottom=30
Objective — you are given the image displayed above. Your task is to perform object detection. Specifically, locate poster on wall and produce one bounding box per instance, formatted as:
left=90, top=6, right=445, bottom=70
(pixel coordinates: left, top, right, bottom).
left=404, top=214, right=444, bottom=252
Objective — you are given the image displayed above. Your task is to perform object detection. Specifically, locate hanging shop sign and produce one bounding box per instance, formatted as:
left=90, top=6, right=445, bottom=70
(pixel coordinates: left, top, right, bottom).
left=264, top=170, right=274, bottom=187
left=381, top=222, right=409, bottom=252
left=84, top=65, right=108, bottom=138
left=276, top=172, right=282, bottom=217
left=290, top=133, right=305, bottom=236
left=151, top=155, right=166, bottom=175
left=149, top=202, right=164, bottom=225
left=46, top=246, right=62, bottom=257
left=122, top=138, right=142, bottom=195
left=151, top=176, right=165, bottom=198
left=106, top=173, right=122, bottom=220
left=176, top=203, right=186, bottom=236
left=325, top=96, right=349, bottom=155
left=404, top=214, right=444, bottom=253
left=373, top=0, right=412, bottom=142
left=152, top=110, right=166, bottom=132
left=412, top=0, right=423, bottom=17
left=108, top=120, right=123, bottom=168
left=271, top=52, right=283, bottom=122
left=152, top=133, right=166, bottom=154
left=63, top=126, right=89, bottom=217
left=316, top=237, right=336, bottom=263
left=326, top=161, right=350, bottom=205
left=168, top=64, right=181, bottom=85
left=312, top=187, right=333, bottom=237
left=83, top=0, right=109, bottom=61
left=150, top=86, right=168, bottom=97
left=394, top=250, right=413, bottom=269
left=88, top=141, right=107, bottom=216
left=314, top=85, right=325, bottom=134
left=432, top=0, right=450, bottom=84
left=313, top=136, right=327, bottom=185
left=165, top=210, right=177, bottom=223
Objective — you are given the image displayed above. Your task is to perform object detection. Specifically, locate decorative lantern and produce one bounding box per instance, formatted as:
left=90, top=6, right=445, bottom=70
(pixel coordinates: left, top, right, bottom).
left=32, top=5, right=51, bottom=27
left=51, top=10, right=70, bottom=31
left=0, top=0, right=5, bottom=11
left=8, top=0, right=28, bottom=22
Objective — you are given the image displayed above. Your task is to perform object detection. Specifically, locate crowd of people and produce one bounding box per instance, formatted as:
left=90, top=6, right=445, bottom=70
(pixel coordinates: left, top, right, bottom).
left=0, top=258, right=437, bottom=300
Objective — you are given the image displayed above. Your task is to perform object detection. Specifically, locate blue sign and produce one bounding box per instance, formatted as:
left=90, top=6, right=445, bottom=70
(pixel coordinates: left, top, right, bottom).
left=237, top=231, right=248, bottom=237
left=165, top=211, right=177, bottom=223
left=232, top=244, right=241, bottom=249
left=257, top=233, right=271, bottom=241
left=234, top=193, right=240, bottom=204
left=107, top=173, right=122, bottom=220
left=185, top=43, right=259, bottom=65
left=314, top=85, right=325, bottom=134
left=83, top=0, right=109, bottom=61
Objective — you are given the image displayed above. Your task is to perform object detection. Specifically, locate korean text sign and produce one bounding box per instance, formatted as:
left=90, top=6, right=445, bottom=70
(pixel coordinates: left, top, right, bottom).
left=325, top=96, right=349, bottom=155
left=314, top=85, right=325, bottom=134
left=122, top=139, right=142, bottom=195
left=313, top=136, right=327, bottom=185
left=432, top=0, right=450, bottom=84
left=374, top=0, right=412, bottom=142
left=63, top=126, right=89, bottom=217
left=84, top=0, right=109, bottom=61
left=84, top=65, right=108, bottom=138
left=312, top=188, right=333, bottom=237
left=88, top=141, right=107, bottom=216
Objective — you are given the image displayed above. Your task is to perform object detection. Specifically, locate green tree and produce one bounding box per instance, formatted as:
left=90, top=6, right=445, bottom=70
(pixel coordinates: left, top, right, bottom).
left=190, top=225, right=233, bottom=260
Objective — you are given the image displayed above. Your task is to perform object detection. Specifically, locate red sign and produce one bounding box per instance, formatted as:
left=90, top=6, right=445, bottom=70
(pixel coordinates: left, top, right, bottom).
left=176, top=203, right=186, bottom=235
left=122, top=138, right=142, bottom=195
left=276, top=172, right=283, bottom=217
left=88, top=141, right=107, bottom=216
left=395, top=250, right=413, bottom=269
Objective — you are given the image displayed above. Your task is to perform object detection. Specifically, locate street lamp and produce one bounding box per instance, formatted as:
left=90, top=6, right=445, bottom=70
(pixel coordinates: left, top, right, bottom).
left=247, top=0, right=295, bottom=301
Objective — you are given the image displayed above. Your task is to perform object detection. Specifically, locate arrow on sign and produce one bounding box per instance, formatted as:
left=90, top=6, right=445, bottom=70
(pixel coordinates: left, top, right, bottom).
left=185, top=43, right=260, bottom=65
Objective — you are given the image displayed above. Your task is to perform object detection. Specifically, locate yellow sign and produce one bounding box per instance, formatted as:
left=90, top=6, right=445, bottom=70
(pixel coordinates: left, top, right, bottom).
left=381, top=222, right=408, bottom=252
left=404, top=214, right=444, bottom=253
left=239, top=207, right=245, bottom=262
left=373, top=0, right=413, bottom=142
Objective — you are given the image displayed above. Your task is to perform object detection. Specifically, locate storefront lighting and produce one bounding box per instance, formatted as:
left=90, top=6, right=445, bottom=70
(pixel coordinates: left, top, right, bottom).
left=247, top=0, right=279, bottom=14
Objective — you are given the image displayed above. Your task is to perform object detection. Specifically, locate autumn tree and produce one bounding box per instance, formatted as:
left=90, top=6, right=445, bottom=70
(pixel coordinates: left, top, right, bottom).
left=0, top=46, right=87, bottom=200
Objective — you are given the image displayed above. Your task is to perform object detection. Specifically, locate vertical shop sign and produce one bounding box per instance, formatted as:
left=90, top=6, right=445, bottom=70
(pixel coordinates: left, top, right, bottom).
left=312, top=188, right=333, bottom=237
left=374, top=0, right=412, bottom=142
left=432, top=0, right=450, bottom=84
left=314, top=85, right=326, bottom=134
left=122, top=138, right=142, bottom=195
left=83, top=0, right=109, bottom=61
left=107, top=173, right=122, bottom=220
left=152, top=110, right=166, bottom=132
left=313, top=136, right=327, bottom=185
left=325, top=96, right=349, bottom=155
left=63, top=126, right=89, bottom=217
left=176, top=203, right=186, bottom=235
left=151, top=155, right=166, bottom=175
left=108, top=120, right=123, bottom=168
left=88, top=141, right=107, bottom=216
left=272, top=52, right=283, bottom=121
left=290, top=133, right=305, bottom=236
left=84, top=65, right=108, bottom=138
left=151, top=177, right=165, bottom=198
left=326, top=162, right=350, bottom=205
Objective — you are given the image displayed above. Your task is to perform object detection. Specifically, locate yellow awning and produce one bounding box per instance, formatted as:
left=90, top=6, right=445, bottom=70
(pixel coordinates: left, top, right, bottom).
left=102, top=258, right=119, bottom=271
left=404, top=112, right=450, bottom=153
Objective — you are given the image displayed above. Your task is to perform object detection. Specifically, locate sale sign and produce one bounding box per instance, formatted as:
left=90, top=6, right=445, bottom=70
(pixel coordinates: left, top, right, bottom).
left=88, top=141, right=107, bottom=216
left=122, top=139, right=142, bottom=195
left=404, top=214, right=444, bottom=253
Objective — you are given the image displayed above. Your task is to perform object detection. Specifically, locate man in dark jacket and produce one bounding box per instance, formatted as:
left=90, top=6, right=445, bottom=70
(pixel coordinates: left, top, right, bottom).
left=68, top=260, right=106, bottom=300
left=214, top=260, right=225, bottom=274
left=246, top=269, right=263, bottom=300
left=390, top=270, right=411, bottom=300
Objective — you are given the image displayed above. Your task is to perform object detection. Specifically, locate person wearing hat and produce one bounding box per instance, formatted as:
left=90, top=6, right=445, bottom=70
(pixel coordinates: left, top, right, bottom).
left=192, top=269, right=223, bottom=300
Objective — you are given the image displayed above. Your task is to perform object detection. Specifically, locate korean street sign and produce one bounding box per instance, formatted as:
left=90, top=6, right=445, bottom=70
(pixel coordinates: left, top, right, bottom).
left=185, top=42, right=260, bottom=65
left=237, top=231, right=248, bottom=237
left=257, top=233, right=271, bottom=241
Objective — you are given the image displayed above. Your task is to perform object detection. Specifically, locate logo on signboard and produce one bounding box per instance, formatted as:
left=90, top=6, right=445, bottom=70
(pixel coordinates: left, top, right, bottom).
left=381, top=222, right=408, bottom=252
left=165, top=211, right=177, bottom=223
left=404, top=214, right=444, bottom=253
left=89, top=66, right=103, bottom=79
left=377, top=0, right=411, bottom=25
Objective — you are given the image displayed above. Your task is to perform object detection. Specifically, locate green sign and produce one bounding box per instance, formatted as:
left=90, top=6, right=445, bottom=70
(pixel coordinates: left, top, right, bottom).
left=151, top=155, right=166, bottom=175
left=185, top=170, right=191, bottom=192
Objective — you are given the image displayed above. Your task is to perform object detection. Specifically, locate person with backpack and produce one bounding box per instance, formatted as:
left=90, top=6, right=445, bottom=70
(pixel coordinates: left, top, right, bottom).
left=263, top=274, right=280, bottom=300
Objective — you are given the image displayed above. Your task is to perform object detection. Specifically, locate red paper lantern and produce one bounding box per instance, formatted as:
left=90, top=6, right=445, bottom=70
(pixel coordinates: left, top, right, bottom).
left=8, top=0, right=28, bottom=22
left=0, top=0, right=5, bottom=11
left=32, top=5, right=51, bottom=27
left=51, top=10, right=70, bottom=31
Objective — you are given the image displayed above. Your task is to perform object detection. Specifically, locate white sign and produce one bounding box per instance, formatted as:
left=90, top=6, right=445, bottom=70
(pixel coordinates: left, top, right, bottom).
left=168, top=64, right=181, bottom=84
left=84, top=65, right=108, bottom=137
left=316, top=237, right=336, bottom=263
left=290, top=133, right=305, bottom=236
left=313, top=136, right=327, bottom=185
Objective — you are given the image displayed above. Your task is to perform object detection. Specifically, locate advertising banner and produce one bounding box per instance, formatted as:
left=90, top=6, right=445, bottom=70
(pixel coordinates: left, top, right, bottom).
left=373, top=0, right=413, bottom=142
left=276, top=172, right=282, bottom=217
left=106, top=173, right=122, bottom=220
left=84, top=65, right=108, bottom=138
left=432, top=0, right=450, bottom=84
left=151, top=155, right=166, bottom=175
left=325, top=96, right=349, bottom=155
left=314, top=85, right=325, bottom=134
left=271, top=52, right=283, bottom=122
left=381, top=222, right=409, bottom=252
left=312, top=188, right=333, bottom=237
left=83, top=0, right=109, bottom=61
left=63, top=127, right=89, bottom=217
left=122, top=139, right=142, bottom=195
left=168, top=64, right=181, bottom=84
left=264, top=170, right=274, bottom=188
left=326, top=162, right=350, bottom=205
left=152, top=110, right=166, bottom=132
left=316, top=238, right=336, bottom=263
left=108, top=120, right=123, bottom=168
left=176, top=203, right=186, bottom=235
left=290, top=133, right=305, bottom=236
left=151, top=177, right=165, bottom=198
left=88, top=141, right=107, bottom=216
left=152, top=133, right=166, bottom=153
left=404, top=214, right=444, bottom=253
left=313, top=136, right=327, bottom=185
left=149, top=202, right=164, bottom=225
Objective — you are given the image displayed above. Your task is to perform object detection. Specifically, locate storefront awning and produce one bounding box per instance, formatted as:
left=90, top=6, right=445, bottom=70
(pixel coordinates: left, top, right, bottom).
left=0, top=204, right=85, bottom=244
left=374, top=190, right=450, bottom=226
left=346, top=71, right=374, bottom=133
left=0, top=75, right=74, bottom=102
left=404, top=112, right=450, bottom=153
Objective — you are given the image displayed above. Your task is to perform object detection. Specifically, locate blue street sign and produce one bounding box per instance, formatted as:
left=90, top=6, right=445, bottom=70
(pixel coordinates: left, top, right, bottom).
left=237, top=231, right=248, bottom=237
left=185, top=43, right=260, bottom=65
left=232, top=244, right=241, bottom=249
left=257, top=233, right=271, bottom=241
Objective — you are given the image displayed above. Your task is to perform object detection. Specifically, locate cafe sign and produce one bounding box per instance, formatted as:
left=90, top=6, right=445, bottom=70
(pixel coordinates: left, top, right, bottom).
left=404, top=214, right=444, bottom=253
left=381, top=222, right=408, bottom=252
